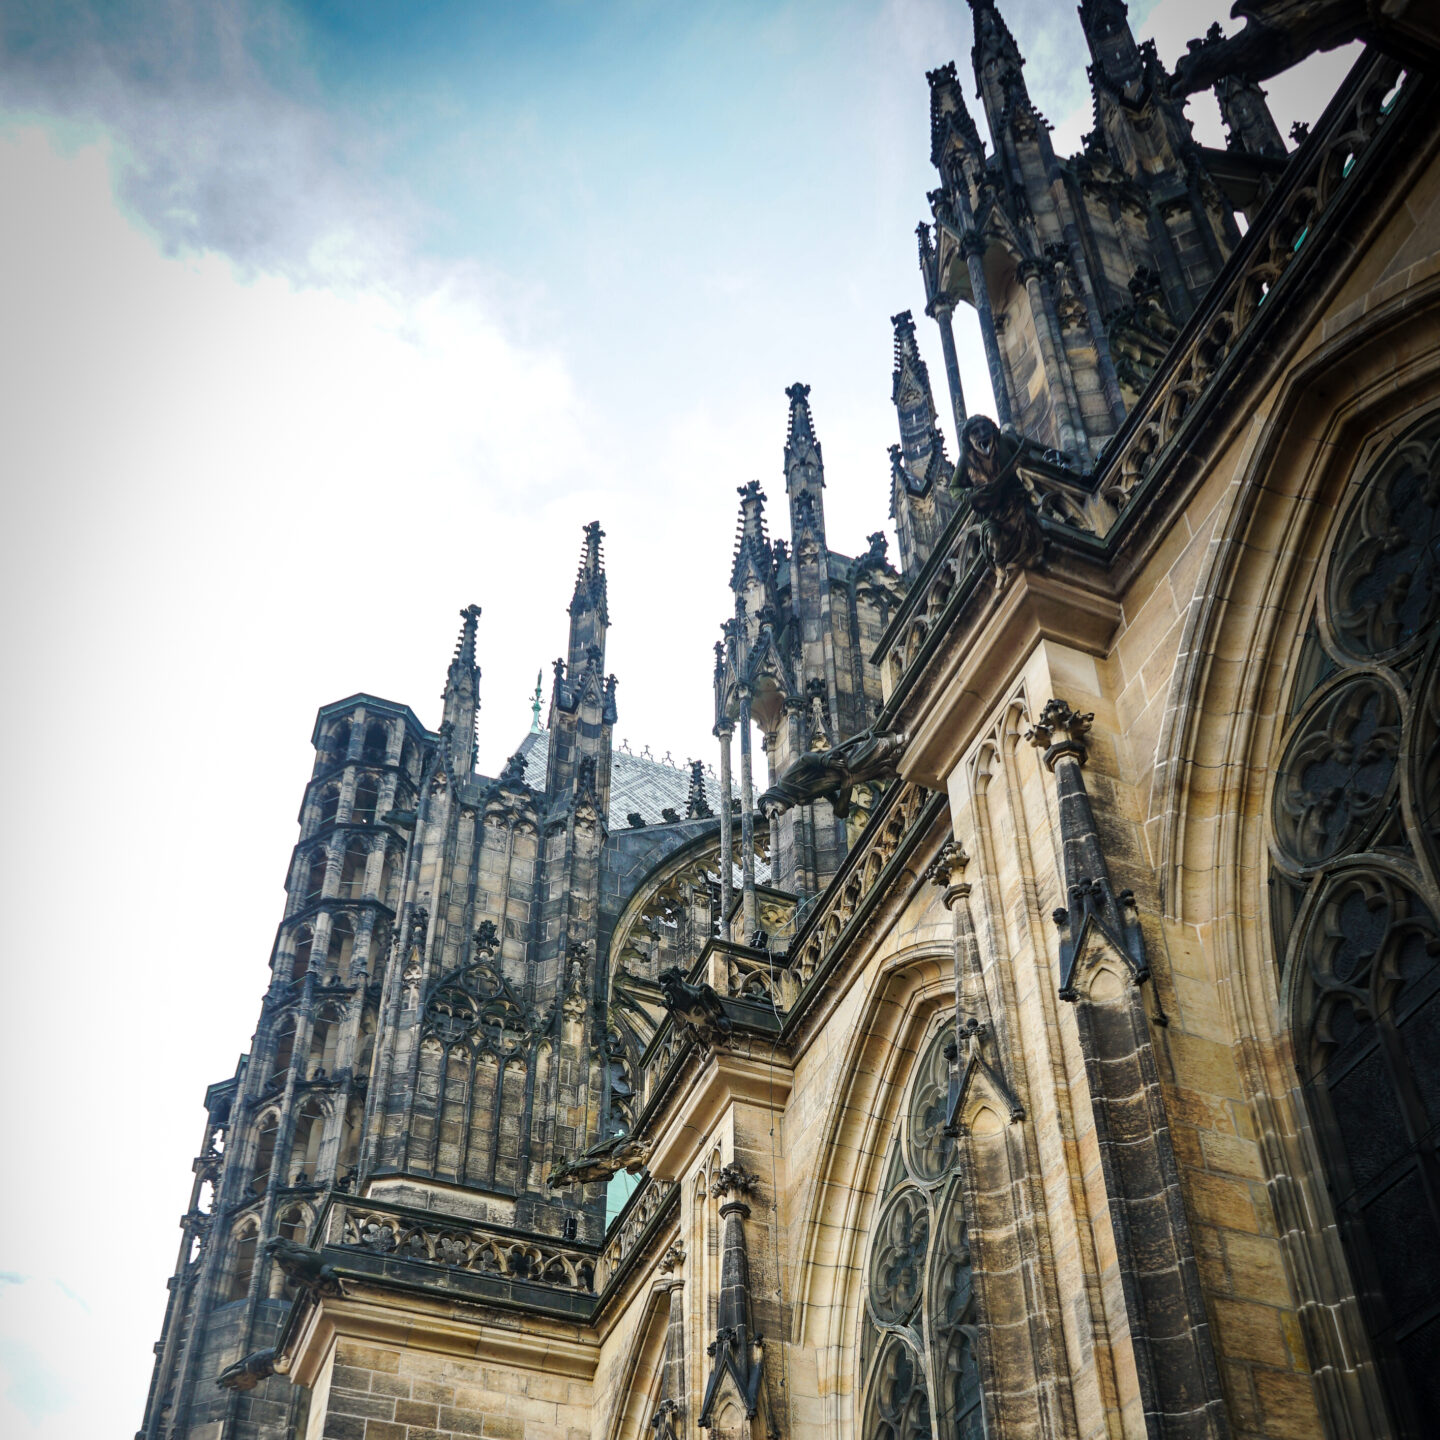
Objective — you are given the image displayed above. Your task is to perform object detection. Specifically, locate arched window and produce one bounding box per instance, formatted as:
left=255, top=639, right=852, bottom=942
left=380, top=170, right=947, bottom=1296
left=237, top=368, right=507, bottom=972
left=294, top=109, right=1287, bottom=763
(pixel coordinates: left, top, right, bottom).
left=307, top=1004, right=344, bottom=1078
left=289, top=927, right=314, bottom=980
left=401, top=739, right=418, bottom=781
left=317, top=785, right=340, bottom=827
left=270, top=1206, right=310, bottom=1298
left=362, top=722, right=388, bottom=764
left=270, top=1017, right=297, bottom=1085
left=303, top=850, right=328, bottom=903
left=353, top=774, right=380, bottom=824
left=1273, top=411, right=1440, bottom=1438
left=325, top=916, right=354, bottom=978
left=859, top=1022, right=985, bottom=1440
left=328, top=720, right=351, bottom=765
left=251, top=1115, right=279, bottom=1195
left=291, top=1099, right=326, bottom=1182
left=228, top=1223, right=259, bottom=1302
left=339, top=841, right=369, bottom=900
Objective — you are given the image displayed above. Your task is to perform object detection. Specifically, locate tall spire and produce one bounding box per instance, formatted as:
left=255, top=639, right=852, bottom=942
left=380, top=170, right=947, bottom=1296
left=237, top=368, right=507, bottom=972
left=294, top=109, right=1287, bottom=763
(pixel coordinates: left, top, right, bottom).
left=890, top=314, right=957, bottom=578
left=547, top=522, right=616, bottom=811
left=441, top=603, right=481, bottom=776
left=967, top=0, right=1048, bottom=149
left=783, top=382, right=826, bottom=547
left=1078, top=0, right=1146, bottom=97
left=927, top=60, right=984, bottom=176
left=566, top=520, right=608, bottom=671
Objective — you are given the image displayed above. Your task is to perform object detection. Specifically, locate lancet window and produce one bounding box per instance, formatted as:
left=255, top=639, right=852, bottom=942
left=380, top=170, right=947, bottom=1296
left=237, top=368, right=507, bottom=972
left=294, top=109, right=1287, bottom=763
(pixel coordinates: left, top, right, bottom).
left=1270, top=410, right=1440, bottom=1437
left=859, top=1021, right=985, bottom=1440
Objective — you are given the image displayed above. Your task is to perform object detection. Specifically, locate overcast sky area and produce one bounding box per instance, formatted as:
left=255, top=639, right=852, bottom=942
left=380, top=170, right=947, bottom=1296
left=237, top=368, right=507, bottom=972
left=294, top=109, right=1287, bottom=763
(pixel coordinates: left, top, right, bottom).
left=0, top=1, right=1358, bottom=1432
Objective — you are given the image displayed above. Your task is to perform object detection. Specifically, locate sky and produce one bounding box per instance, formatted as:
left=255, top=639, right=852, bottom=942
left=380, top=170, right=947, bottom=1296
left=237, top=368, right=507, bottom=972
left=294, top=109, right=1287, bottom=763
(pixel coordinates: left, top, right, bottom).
left=0, top=2, right=1358, bottom=1433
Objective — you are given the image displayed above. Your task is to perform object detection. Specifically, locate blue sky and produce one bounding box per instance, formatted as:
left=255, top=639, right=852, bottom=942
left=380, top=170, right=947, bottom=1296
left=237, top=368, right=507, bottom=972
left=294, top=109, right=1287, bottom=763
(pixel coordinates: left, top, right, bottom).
left=0, top=2, right=1356, bottom=1432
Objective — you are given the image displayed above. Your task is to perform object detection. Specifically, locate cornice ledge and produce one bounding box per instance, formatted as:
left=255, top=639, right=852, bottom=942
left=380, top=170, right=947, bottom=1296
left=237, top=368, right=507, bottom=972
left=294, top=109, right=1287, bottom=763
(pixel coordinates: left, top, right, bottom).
left=898, top=568, right=1122, bottom=787
left=644, top=1047, right=794, bottom=1183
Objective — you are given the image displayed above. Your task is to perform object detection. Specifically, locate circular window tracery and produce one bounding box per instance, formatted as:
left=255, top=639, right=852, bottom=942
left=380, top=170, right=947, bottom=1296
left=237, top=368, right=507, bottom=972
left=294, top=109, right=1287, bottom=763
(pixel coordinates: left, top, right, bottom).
left=1273, top=675, right=1400, bottom=869
left=1327, top=419, right=1440, bottom=661
left=907, top=1026, right=958, bottom=1181
left=870, top=1187, right=931, bottom=1324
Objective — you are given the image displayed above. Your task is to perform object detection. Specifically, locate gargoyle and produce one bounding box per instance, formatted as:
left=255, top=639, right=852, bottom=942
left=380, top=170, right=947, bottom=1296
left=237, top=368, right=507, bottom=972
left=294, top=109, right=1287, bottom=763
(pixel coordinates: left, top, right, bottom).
left=657, top=966, right=733, bottom=1048
left=952, top=415, right=1042, bottom=582
left=1172, top=1, right=1375, bottom=95
left=263, top=1236, right=340, bottom=1297
left=547, top=1131, right=652, bottom=1189
left=216, top=1347, right=277, bottom=1392
left=757, top=728, right=908, bottom=820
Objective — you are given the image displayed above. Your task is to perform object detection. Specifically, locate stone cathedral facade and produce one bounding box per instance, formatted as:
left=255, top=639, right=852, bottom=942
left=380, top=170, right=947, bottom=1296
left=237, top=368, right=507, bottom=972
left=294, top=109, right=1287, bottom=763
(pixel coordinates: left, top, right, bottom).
left=142, top=4, right=1440, bottom=1440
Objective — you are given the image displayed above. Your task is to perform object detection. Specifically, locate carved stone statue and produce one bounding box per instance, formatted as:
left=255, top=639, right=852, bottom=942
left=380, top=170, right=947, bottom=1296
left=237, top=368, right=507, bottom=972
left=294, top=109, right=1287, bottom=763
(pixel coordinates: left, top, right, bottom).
left=216, top=1347, right=277, bottom=1392
left=1172, top=1, right=1378, bottom=94
left=656, top=966, right=733, bottom=1048
left=547, top=1131, right=652, bottom=1189
left=758, top=727, right=908, bottom=820
left=951, top=415, right=1042, bottom=582
left=263, top=1236, right=339, bottom=1297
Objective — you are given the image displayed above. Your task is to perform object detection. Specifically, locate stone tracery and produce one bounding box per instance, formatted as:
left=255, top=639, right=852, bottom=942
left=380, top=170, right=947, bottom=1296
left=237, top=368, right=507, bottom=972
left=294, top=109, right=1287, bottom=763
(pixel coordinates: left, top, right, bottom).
left=861, top=1022, right=985, bottom=1440
left=1273, top=409, right=1440, bottom=1435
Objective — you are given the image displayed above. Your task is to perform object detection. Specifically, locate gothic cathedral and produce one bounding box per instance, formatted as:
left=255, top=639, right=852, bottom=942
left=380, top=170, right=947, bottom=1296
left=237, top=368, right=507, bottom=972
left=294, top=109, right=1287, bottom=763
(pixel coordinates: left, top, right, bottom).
left=142, top=4, right=1440, bottom=1439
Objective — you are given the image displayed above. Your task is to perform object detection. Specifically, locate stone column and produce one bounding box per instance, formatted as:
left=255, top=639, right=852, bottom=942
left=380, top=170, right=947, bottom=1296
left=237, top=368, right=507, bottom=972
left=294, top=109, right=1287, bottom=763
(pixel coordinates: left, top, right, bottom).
left=962, top=233, right=1012, bottom=427
left=737, top=692, right=759, bottom=941
left=1018, top=258, right=1082, bottom=458
left=1025, top=698, right=1228, bottom=1440
left=716, top=722, right=734, bottom=928
left=652, top=1242, right=687, bottom=1439
left=927, top=295, right=968, bottom=435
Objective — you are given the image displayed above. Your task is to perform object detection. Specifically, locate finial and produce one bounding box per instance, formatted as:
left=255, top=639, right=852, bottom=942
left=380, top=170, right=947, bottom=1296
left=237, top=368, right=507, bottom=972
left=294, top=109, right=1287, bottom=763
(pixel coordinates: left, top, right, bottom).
left=530, top=670, right=543, bottom=732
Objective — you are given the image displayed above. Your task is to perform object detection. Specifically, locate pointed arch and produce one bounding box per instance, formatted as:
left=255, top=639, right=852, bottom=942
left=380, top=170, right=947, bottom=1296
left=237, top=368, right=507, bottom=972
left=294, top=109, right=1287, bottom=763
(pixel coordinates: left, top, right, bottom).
left=602, top=1283, right=675, bottom=1440
left=1152, top=281, right=1440, bottom=1435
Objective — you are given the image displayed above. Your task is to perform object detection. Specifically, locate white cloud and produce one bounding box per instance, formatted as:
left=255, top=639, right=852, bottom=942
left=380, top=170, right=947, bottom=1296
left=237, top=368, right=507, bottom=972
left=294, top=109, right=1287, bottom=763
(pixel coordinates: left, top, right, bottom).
left=0, top=124, right=612, bottom=1435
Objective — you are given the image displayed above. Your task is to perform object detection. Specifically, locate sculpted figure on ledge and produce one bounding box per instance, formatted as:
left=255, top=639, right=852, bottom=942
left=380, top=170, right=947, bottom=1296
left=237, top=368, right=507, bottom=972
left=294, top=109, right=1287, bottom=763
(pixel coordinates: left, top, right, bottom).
left=758, top=727, right=908, bottom=820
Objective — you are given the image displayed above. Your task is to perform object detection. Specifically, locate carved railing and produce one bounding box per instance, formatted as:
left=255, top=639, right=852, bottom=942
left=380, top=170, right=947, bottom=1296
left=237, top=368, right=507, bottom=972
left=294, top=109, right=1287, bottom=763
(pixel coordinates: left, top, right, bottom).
left=785, top=781, right=936, bottom=986
left=636, top=781, right=940, bottom=1111
left=318, top=1196, right=597, bottom=1295
left=595, top=1176, right=677, bottom=1293
left=876, top=452, right=1105, bottom=694
left=1101, top=53, right=1408, bottom=509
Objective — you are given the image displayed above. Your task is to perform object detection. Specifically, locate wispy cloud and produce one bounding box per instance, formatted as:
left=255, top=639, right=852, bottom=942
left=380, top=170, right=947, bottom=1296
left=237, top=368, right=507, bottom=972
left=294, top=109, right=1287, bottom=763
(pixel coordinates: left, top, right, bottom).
left=1, top=0, right=417, bottom=284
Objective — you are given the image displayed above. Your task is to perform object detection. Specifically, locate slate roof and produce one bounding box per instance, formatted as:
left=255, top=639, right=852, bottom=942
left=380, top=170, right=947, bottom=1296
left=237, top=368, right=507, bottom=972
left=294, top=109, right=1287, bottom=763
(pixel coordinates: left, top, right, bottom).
left=512, top=730, right=733, bottom=828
